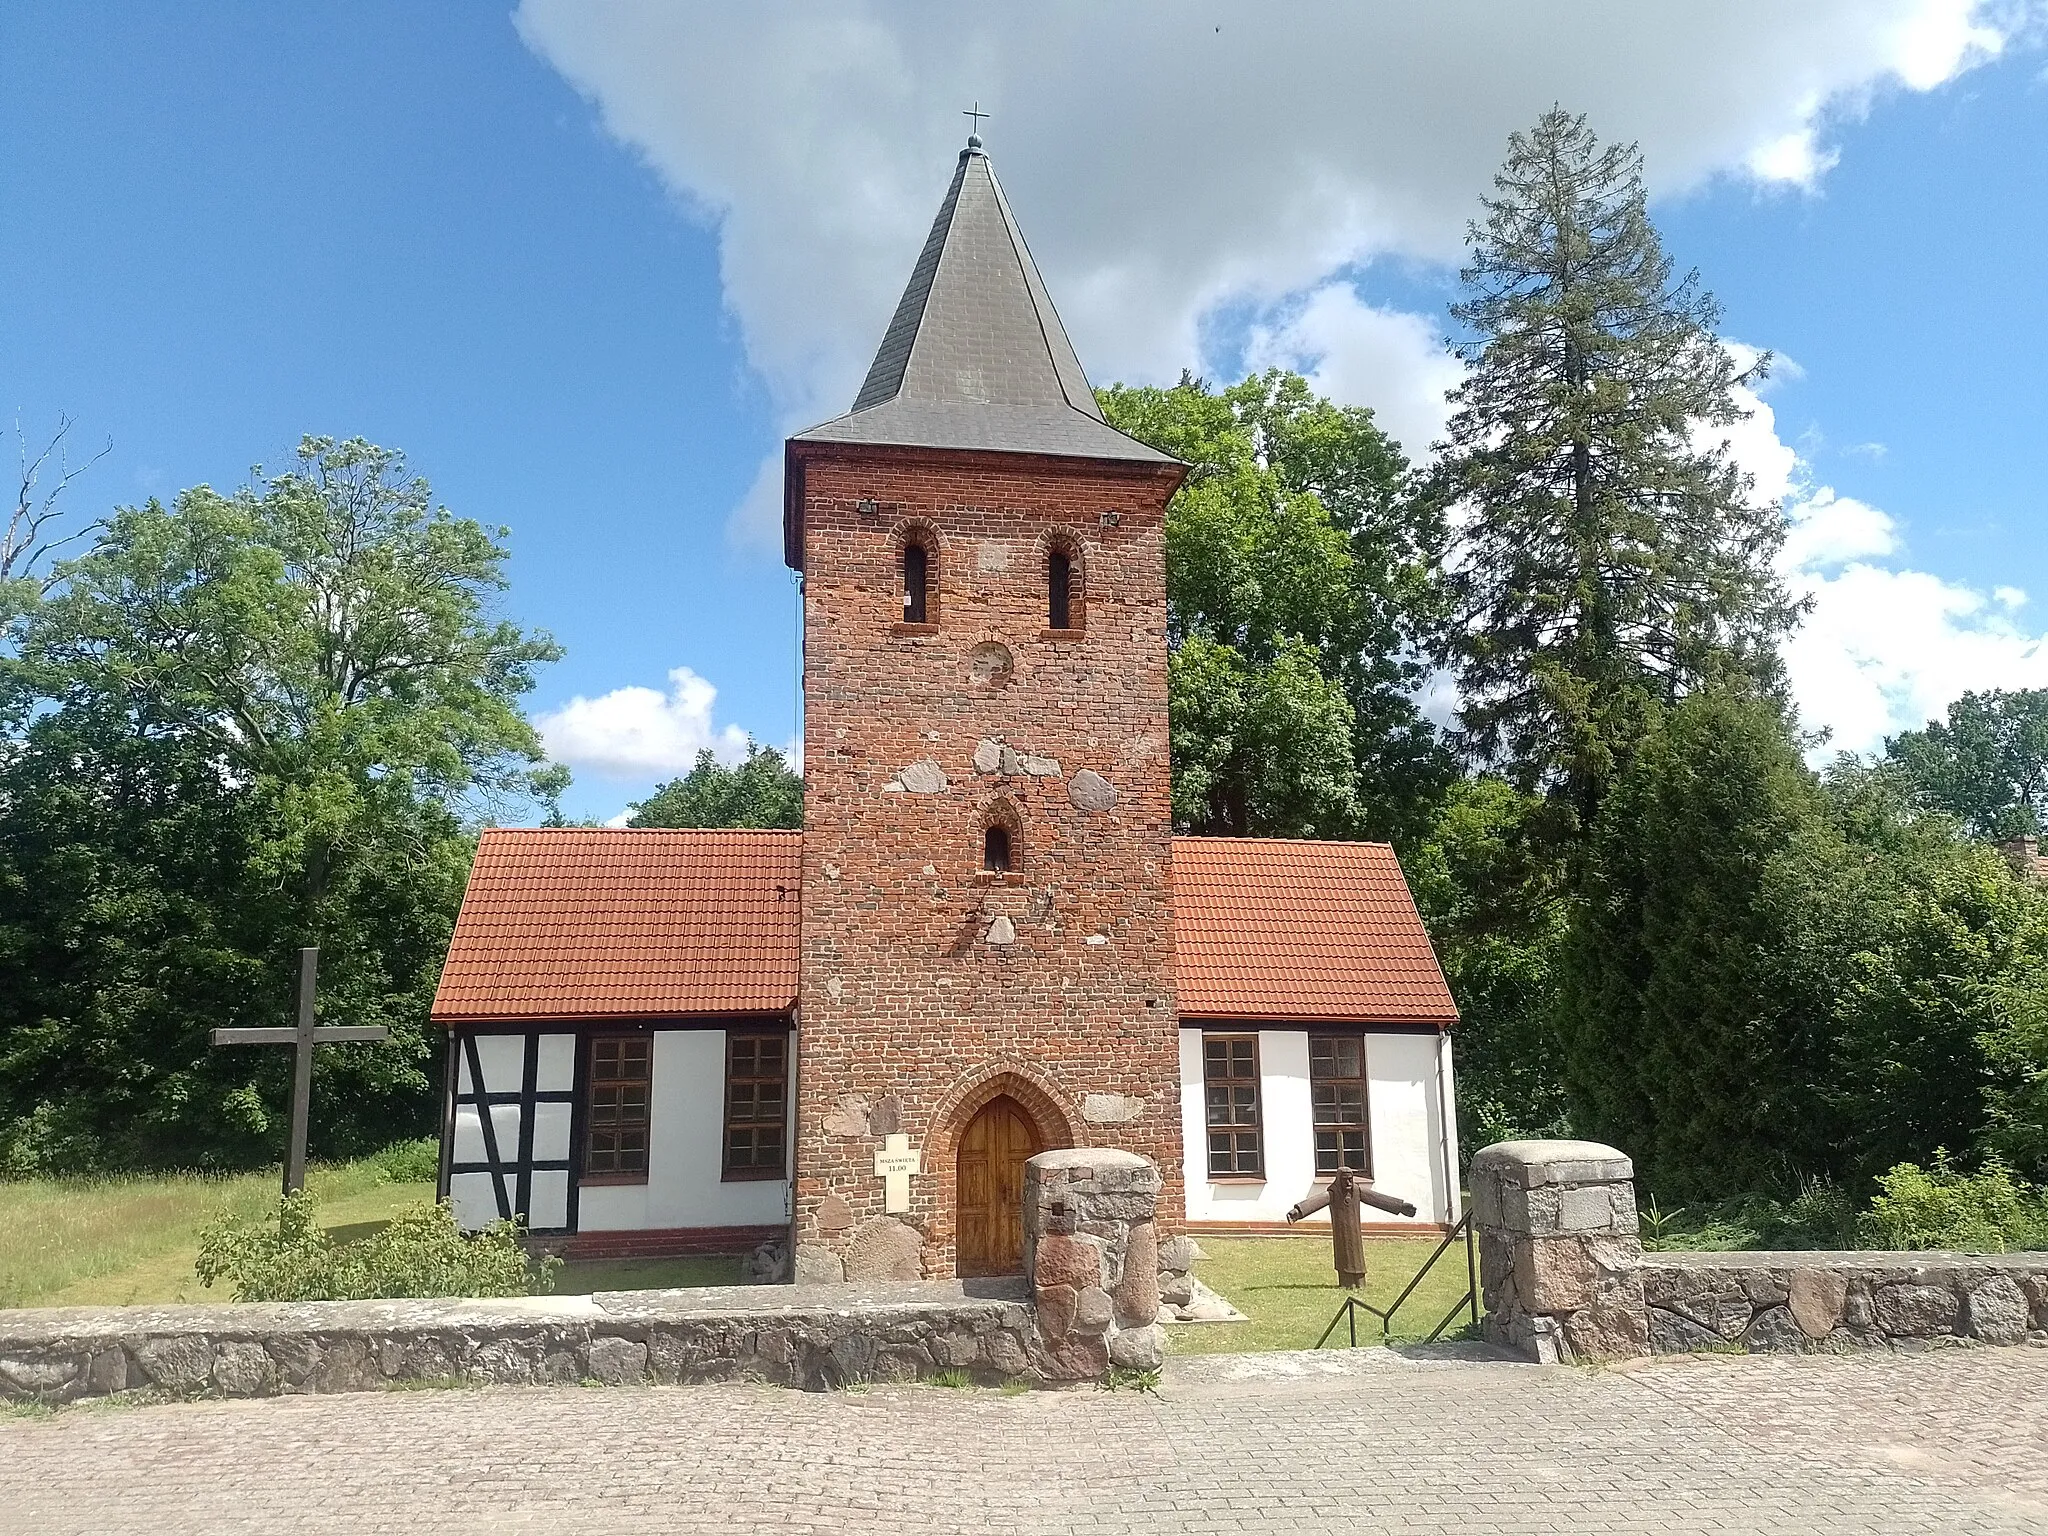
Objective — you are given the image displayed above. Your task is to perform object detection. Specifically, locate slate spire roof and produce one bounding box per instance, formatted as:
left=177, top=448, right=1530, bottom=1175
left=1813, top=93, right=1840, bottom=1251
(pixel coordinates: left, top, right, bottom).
left=789, top=138, right=1174, bottom=467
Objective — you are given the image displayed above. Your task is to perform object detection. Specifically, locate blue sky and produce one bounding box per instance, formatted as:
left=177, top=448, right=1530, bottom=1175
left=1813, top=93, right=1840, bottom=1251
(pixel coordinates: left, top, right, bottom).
left=5, top=3, right=2045, bottom=823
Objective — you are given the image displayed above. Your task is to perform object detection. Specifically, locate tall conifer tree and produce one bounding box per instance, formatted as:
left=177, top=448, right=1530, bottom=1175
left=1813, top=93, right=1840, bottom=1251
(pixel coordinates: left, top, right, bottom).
left=1438, top=109, right=1798, bottom=838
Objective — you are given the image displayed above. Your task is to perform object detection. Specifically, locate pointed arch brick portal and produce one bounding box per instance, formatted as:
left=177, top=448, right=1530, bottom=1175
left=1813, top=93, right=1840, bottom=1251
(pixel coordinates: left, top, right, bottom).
left=938, top=1069, right=1069, bottom=1277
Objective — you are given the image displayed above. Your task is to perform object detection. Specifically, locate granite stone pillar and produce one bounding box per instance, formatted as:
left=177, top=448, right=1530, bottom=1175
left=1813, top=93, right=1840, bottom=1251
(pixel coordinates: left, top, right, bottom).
left=1472, top=1139, right=1648, bottom=1363
left=1023, top=1148, right=1164, bottom=1379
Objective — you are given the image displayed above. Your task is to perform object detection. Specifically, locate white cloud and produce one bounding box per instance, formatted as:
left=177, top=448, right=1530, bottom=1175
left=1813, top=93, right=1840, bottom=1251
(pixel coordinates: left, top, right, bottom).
left=1746, top=128, right=1839, bottom=186
left=1780, top=488, right=1898, bottom=571
left=1785, top=561, right=2048, bottom=753
left=1698, top=326, right=2048, bottom=754
left=1242, top=285, right=1463, bottom=458
left=1709, top=347, right=1803, bottom=508
left=514, top=2, right=2044, bottom=757
left=1884, top=0, right=2009, bottom=88
left=536, top=666, right=750, bottom=779
left=514, top=0, right=2024, bottom=545
left=1744, top=436, right=2048, bottom=754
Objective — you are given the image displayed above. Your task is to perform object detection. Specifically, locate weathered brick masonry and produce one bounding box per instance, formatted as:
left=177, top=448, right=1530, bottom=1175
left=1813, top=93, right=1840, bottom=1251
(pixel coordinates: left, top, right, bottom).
left=791, top=443, right=1186, bottom=1277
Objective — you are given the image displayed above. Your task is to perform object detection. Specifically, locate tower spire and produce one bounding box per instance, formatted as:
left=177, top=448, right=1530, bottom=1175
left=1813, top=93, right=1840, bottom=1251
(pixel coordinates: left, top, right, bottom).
left=789, top=140, right=1173, bottom=467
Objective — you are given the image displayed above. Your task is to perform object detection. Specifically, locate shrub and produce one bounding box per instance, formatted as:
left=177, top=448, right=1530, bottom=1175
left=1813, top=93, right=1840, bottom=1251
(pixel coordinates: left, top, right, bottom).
left=1858, top=1151, right=2048, bottom=1253
left=194, top=1190, right=334, bottom=1300
left=370, top=1137, right=441, bottom=1185
left=1780, top=1176, right=1859, bottom=1249
left=196, top=1190, right=555, bottom=1301
left=1637, top=1176, right=1858, bottom=1253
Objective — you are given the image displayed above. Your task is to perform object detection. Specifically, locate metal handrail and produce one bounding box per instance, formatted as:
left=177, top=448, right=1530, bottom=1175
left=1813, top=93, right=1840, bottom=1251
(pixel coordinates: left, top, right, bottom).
left=1313, top=1210, right=1479, bottom=1348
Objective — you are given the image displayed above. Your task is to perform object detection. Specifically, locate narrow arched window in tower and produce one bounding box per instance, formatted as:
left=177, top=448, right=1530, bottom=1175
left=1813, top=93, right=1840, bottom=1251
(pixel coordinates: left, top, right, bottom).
left=982, top=823, right=1012, bottom=876
left=1047, top=549, right=1072, bottom=630
left=903, top=541, right=929, bottom=624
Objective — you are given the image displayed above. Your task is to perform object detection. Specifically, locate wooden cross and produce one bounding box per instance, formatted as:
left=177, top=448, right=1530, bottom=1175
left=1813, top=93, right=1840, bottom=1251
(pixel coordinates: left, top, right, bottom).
left=212, top=947, right=388, bottom=1195
left=873, top=1133, right=923, bottom=1214
left=962, top=101, right=990, bottom=141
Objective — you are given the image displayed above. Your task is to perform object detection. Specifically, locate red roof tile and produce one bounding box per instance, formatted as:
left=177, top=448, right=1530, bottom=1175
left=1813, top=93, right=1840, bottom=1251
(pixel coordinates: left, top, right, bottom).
left=430, top=829, right=801, bottom=1023
left=1170, top=837, right=1457, bottom=1026
left=432, top=829, right=1455, bottom=1029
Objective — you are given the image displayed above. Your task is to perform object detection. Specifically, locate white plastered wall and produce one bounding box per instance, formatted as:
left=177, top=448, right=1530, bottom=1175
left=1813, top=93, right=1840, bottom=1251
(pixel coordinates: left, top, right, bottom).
left=577, top=1029, right=789, bottom=1232
left=1179, top=1027, right=1460, bottom=1227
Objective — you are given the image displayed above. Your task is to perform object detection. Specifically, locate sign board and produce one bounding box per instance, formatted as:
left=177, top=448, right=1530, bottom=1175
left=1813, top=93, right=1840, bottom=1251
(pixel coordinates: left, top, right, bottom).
left=873, top=1132, right=923, bottom=1214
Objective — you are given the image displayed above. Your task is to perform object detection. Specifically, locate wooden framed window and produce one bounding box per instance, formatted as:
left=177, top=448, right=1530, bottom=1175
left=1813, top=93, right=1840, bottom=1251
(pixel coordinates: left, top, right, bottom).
left=722, top=1032, right=788, bottom=1180
left=1310, top=1035, right=1371, bottom=1176
left=902, top=541, right=930, bottom=624
left=1202, top=1034, right=1263, bottom=1178
left=1047, top=549, right=1072, bottom=630
left=584, top=1036, right=651, bottom=1182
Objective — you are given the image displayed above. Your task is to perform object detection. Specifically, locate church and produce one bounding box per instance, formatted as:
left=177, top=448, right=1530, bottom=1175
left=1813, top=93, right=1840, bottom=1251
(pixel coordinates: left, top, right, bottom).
left=430, top=134, right=1462, bottom=1281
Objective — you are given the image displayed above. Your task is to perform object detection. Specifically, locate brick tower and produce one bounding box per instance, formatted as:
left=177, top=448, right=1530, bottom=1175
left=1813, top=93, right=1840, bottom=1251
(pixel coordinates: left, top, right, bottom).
left=783, top=134, right=1187, bottom=1281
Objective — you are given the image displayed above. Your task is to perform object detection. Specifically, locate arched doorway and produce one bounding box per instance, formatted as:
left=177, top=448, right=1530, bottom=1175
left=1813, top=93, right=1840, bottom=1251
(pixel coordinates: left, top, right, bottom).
left=956, top=1095, right=1044, bottom=1276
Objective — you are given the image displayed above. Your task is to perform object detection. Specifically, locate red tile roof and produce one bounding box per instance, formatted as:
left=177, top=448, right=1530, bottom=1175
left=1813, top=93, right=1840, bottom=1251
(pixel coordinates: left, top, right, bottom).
left=432, top=829, right=1455, bottom=1029
left=1170, top=837, right=1457, bottom=1026
left=430, top=829, right=802, bottom=1023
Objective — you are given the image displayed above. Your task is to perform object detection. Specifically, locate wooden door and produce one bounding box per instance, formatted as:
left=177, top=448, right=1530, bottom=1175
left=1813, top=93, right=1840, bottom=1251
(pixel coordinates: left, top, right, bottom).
left=956, top=1096, right=1042, bottom=1277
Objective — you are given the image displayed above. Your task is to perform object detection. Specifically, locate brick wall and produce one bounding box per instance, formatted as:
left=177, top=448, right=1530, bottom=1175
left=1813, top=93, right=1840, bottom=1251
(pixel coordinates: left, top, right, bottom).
left=791, top=441, right=1186, bottom=1279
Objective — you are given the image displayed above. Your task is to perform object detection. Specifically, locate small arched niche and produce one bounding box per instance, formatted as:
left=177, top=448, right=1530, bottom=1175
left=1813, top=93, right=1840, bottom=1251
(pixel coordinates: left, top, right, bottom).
left=977, top=797, right=1023, bottom=881
left=1041, top=530, right=1084, bottom=634
left=892, top=519, right=941, bottom=629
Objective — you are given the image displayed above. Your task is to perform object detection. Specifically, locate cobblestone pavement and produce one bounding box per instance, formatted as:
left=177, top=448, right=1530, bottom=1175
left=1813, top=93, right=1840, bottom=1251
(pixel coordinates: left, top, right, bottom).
left=6, top=1344, right=2047, bottom=1534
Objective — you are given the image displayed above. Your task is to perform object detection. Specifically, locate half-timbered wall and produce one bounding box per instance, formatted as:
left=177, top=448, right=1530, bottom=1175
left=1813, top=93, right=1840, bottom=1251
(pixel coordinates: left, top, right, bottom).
left=441, top=1024, right=793, bottom=1238
left=445, top=1031, right=578, bottom=1233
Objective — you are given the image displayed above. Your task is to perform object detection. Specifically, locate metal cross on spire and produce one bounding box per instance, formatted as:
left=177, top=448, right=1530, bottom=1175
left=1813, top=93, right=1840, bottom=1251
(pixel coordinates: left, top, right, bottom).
left=962, top=101, right=990, bottom=144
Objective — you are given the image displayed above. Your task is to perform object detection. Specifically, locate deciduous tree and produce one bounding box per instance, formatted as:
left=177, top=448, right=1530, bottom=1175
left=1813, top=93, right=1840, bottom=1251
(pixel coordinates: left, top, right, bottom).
left=628, top=741, right=802, bottom=830
left=0, top=437, right=561, bottom=1171
left=1885, top=688, right=2048, bottom=841
left=1101, top=370, right=1450, bottom=841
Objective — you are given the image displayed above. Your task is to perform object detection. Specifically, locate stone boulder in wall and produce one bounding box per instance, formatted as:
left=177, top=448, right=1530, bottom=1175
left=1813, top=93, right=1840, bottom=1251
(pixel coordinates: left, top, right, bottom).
left=843, top=1217, right=925, bottom=1282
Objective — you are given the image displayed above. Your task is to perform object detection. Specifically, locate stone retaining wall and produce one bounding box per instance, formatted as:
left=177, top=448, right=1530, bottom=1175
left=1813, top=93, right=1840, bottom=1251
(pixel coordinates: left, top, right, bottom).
left=1645, top=1251, right=2048, bottom=1353
left=0, top=1280, right=1041, bottom=1404
left=1, top=1149, right=1177, bottom=1405
left=1474, top=1139, right=2048, bottom=1363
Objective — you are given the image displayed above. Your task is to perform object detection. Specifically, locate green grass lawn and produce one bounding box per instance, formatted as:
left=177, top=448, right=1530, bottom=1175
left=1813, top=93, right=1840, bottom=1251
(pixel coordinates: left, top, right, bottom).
left=7, top=1169, right=1470, bottom=1343
left=1169, top=1234, right=1483, bottom=1355
left=0, top=1160, right=435, bottom=1309
left=0, top=1159, right=750, bottom=1310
